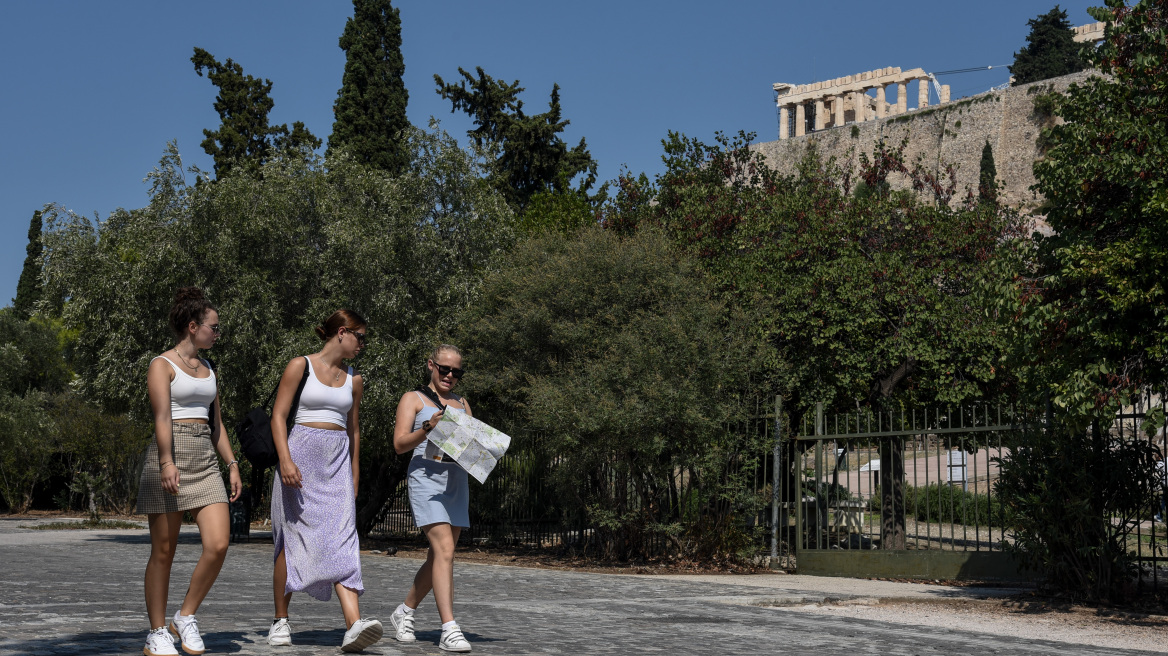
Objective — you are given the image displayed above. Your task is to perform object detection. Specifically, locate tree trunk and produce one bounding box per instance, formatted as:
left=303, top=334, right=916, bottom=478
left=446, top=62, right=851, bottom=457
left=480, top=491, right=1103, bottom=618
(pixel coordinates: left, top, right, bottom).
left=879, top=437, right=906, bottom=549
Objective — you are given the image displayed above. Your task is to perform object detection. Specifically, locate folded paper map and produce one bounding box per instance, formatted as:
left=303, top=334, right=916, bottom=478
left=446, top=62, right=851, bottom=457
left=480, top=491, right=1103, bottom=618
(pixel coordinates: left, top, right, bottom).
left=426, top=408, right=512, bottom=483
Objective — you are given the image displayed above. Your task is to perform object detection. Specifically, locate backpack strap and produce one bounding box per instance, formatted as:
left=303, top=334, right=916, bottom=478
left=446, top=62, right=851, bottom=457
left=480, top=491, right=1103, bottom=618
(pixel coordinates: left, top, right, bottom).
left=288, top=356, right=311, bottom=425
left=264, top=357, right=311, bottom=425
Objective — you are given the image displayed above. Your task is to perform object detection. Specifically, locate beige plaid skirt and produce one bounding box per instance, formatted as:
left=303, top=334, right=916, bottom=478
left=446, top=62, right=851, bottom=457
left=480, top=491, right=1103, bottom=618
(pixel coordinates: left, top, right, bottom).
left=137, top=422, right=228, bottom=514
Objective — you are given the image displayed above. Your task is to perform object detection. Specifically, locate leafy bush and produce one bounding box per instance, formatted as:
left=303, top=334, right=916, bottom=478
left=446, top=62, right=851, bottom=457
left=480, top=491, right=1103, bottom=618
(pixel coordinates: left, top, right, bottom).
left=456, top=227, right=762, bottom=560
left=997, top=423, right=1160, bottom=601
left=0, top=392, right=56, bottom=512
left=906, top=482, right=1008, bottom=526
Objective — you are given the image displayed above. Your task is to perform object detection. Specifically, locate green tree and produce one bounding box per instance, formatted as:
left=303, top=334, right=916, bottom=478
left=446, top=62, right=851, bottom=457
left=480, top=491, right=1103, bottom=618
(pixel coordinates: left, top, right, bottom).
left=455, top=227, right=758, bottom=560
left=604, top=133, right=1023, bottom=549
left=978, top=140, right=998, bottom=204
left=606, top=133, right=1021, bottom=411
left=0, top=391, right=54, bottom=512
left=329, top=0, right=410, bottom=175
left=12, top=210, right=43, bottom=319
left=993, top=0, right=1168, bottom=600
left=435, top=67, right=597, bottom=209
left=0, top=308, right=72, bottom=397
left=41, top=124, right=513, bottom=532
left=1009, top=6, right=1088, bottom=85
left=516, top=188, right=597, bottom=236
left=192, top=48, right=322, bottom=178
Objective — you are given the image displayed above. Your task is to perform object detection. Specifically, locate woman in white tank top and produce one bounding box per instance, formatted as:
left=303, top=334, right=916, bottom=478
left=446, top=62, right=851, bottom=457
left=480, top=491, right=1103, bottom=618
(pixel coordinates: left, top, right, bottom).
left=265, top=309, right=383, bottom=653
left=139, top=287, right=241, bottom=656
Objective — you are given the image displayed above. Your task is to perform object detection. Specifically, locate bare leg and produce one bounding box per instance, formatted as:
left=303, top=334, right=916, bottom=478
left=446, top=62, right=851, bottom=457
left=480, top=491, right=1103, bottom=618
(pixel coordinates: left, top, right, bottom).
left=145, top=512, right=183, bottom=628
left=273, top=549, right=293, bottom=617
left=335, top=584, right=361, bottom=628
left=178, top=503, right=230, bottom=616
left=404, top=523, right=461, bottom=624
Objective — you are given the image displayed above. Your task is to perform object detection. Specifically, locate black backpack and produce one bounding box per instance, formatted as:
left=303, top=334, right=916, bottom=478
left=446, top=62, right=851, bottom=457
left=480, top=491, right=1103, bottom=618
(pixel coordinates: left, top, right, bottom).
left=235, top=358, right=310, bottom=470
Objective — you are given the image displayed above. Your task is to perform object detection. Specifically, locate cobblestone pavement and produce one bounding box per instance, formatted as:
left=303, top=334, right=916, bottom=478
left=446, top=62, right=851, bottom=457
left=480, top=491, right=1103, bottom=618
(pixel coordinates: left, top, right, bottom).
left=0, top=518, right=1160, bottom=655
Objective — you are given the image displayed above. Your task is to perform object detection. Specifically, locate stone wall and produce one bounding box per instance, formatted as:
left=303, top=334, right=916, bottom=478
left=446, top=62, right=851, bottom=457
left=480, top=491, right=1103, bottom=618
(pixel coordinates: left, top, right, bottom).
left=752, top=71, right=1098, bottom=211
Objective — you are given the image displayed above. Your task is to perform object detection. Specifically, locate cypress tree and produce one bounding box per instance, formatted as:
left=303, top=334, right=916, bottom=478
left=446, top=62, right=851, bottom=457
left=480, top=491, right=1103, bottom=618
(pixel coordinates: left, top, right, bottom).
left=1009, top=6, right=1088, bottom=86
left=192, top=48, right=320, bottom=178
left=329, top=0, right=410, bottom=175
left=12, top=210, right=43, bottom=319
left=435, top=66, right=597, bottom=210
left=978, top=140, right=998, bottom=204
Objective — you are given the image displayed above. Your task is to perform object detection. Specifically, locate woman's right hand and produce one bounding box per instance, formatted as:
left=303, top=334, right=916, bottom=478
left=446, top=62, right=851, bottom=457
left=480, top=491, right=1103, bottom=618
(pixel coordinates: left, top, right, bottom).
left=280, top=460, right=303, bottom=488
left=425, top=406, right=445, bottom=431
left=160, top=462, right=181, bottom=495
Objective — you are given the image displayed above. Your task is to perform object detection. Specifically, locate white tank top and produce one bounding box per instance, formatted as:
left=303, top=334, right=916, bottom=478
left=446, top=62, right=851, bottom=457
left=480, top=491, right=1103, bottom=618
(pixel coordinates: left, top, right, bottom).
left=153, top=356, right=217, bottom=421
left=295, top=356, right=354, bottom=428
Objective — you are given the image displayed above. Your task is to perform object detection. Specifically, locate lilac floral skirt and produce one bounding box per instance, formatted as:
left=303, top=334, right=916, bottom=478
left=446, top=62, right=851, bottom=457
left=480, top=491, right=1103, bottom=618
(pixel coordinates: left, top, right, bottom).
left=272, top=425, right=363, bottom=601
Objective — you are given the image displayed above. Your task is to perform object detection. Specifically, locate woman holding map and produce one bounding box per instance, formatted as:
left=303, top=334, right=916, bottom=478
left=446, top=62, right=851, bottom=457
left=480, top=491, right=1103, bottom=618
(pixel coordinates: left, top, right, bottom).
left=265, top=309, right=383, bottom=653
left=388, top=344, right=473, bottom=653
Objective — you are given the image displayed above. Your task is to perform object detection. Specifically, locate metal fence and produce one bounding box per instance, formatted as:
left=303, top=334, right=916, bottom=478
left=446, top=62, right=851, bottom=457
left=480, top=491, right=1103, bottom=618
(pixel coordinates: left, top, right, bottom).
left=369, top=407, right=780, bottom=558
left=237, top=394, right=1168, bottom=588
left=781, top=402, right=1028, bottom=579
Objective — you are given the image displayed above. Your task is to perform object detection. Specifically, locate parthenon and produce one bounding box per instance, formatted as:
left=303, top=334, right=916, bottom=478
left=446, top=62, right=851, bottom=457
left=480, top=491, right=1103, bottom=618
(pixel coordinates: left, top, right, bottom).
left=773, top=67, right=950, bottom=140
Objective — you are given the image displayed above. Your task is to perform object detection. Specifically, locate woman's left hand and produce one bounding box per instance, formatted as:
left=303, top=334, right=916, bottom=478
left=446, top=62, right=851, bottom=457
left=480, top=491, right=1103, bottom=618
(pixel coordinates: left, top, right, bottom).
left=228, top=468, right=243, bottom=502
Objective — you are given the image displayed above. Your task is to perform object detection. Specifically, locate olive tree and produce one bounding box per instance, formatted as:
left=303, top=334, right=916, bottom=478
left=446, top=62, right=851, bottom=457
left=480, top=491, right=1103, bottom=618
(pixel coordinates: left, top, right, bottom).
left=42, top=122, right=514, bottom=531
left=454, top=227, right=761, bottom=560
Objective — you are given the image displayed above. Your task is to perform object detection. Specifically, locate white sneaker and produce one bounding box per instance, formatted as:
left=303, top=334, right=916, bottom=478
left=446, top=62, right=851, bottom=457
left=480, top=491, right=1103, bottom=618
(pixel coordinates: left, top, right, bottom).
left=341, top=618, right=383, bottom=653
left=267, top=617, right=292, bottom=647
left=168, top=613, right=205, bottom=655
left=389, top=608, right=416, bottom=642
left=439, top=625, right=472, bottom=652
left=144, top=627, right=179, bottom=656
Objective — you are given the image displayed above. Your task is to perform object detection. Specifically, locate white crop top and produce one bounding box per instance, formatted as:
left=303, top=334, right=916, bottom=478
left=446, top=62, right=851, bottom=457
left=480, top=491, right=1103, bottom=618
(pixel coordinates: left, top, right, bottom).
left=295, top=356, right=354, bottom=429
left=153, top=356, right=217, bottom=421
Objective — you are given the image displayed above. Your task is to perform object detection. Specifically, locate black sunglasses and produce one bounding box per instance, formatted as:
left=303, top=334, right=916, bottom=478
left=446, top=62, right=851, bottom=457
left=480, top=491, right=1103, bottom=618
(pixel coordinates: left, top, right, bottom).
left=345, top=329, right=366, bottom=344
left=434, top=364, right=465, bottom=379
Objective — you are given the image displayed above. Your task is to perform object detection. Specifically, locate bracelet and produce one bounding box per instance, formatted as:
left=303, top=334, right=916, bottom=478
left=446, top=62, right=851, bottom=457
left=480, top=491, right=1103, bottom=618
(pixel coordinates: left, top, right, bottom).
left=226, top=460, right=239, bottom=468
left=422, top=420, right=432, bottom=432
left=160, top=462, right=175, bottom=471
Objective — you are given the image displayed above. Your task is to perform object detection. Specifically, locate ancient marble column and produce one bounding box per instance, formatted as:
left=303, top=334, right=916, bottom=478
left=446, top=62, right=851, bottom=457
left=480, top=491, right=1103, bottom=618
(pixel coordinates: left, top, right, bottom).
left=896, top=83, right=907, bottom=114
left=795, top=103, right=806, bottom=137
left=853, top=91, right=865, bottom=122
left=779, top=106, right=789, bottom=140
left=814, top=99, right=826, bottom=130
left=918, top=79, right=929, bottom=108
left=875, top=85, right=887, bottom=119
left=834, top=95, right=845, bottom=127
left=940, top=85, right=951, bottom=104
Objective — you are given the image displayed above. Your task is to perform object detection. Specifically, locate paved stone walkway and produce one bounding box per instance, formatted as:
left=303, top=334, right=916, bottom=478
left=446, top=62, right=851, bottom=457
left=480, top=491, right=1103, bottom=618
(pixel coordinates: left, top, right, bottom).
left=0, top=518, right=1159, bottom=655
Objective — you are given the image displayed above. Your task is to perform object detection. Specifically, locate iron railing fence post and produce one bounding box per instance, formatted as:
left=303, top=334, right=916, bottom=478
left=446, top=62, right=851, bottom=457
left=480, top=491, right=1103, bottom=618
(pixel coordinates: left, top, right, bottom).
left=771, top=396, right=782, bottom=564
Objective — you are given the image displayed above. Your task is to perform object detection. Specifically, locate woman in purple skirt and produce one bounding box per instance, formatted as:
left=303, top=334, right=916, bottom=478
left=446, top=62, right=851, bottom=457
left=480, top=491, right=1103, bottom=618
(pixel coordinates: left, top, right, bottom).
left=266, top=310, right=382, bottom=653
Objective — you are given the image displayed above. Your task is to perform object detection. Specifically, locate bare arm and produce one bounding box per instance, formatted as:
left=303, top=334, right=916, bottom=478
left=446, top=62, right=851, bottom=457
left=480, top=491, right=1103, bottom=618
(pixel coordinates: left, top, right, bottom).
left=147, top=358, right=180, bottom=495
left=393, top=392, right=440, bottom=455
left=347, top=374, right=362, bottom=498
left=271, top=357, right=308, bottom=489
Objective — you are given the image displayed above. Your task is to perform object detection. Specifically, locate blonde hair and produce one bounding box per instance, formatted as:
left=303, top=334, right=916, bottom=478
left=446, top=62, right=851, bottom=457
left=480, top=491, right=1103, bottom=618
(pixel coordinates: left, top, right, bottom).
left=430, top=344, right=462, bottom=361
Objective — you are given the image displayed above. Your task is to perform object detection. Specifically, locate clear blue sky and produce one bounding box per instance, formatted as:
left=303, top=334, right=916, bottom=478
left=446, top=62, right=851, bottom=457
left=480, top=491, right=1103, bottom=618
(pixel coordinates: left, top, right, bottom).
left=0, top=1, right=1097, bottom=304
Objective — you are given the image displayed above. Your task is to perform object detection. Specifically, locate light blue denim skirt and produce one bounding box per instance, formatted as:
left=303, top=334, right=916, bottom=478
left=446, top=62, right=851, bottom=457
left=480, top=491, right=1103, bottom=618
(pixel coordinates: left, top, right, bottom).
left=407, top=456, right=470, bottom=528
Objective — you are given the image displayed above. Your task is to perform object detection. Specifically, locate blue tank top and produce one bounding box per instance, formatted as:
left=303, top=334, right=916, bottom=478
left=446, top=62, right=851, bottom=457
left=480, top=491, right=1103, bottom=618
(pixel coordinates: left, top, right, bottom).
left=411, top=391, right=465, bottom=457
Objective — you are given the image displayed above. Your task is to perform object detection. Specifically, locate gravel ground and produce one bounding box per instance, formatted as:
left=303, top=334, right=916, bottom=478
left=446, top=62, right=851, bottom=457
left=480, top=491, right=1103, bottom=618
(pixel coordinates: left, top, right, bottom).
left=779, top=598, right=1168, bottom=653
left=4, top=516, right=1167, bottom=654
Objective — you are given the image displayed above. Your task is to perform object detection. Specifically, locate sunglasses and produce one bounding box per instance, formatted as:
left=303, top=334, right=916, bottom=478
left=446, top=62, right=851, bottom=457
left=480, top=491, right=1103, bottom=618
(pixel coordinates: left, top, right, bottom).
left=434, top=364, right=465, bottom=379
left=344, top=329, right=366, bottom=344
left=199, top=323, right=221, bottom=335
